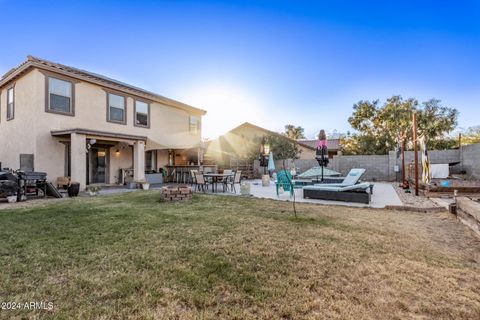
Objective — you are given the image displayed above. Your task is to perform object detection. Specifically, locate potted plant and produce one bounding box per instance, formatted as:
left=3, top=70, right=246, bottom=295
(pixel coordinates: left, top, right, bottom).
left=136, top=179, right=150, bottom=190
left=68, top=181, right=80, bottom=197
left=87, top=185, right=102, bottom=196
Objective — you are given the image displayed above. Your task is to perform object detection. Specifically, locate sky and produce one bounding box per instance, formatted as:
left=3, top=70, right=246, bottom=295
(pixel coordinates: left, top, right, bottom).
left=1, top=0, right=479, bottom=139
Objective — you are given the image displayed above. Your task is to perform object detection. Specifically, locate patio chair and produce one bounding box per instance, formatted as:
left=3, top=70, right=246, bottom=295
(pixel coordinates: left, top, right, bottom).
left=56, top=176, right=71, bottom=190
left=225, top=170, right=242, bottom=193
left=275, top=170, right=294, bottom=198
left=177, top=167, right=188, bottom=184
left=303, top=182, right=373, bottom=204
left=190, top=170, right=198, bottom=187
left=220, top=169, right=233, bottom=192
left=194, top=172, right=210, bottom=192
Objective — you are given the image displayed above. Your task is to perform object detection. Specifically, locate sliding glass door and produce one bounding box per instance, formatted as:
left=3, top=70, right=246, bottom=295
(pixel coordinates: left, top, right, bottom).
left=88, top=147, right=108, bottom=184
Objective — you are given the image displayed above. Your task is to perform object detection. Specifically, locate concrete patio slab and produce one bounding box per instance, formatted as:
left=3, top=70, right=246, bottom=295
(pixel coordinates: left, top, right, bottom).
left=62, top=180, right=401, bottom=209
left=238, top=180, right=402, bottom=208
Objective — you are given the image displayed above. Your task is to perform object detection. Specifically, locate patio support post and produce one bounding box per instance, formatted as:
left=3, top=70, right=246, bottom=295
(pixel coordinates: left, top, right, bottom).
left=133, top=140, right=146, bottom=182
left=70, top=133, right=87, bottom=189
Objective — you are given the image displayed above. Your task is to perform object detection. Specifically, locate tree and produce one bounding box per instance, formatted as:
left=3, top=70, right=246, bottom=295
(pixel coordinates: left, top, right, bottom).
left=247, top=133, right=301, bottom=161
left=461, top=126, right=480, bottom=145
left=284, top=124, right=306, bottom=140
left=266, top=133, right=301, bottom=160
left=343, top=96, right=458, bottom=155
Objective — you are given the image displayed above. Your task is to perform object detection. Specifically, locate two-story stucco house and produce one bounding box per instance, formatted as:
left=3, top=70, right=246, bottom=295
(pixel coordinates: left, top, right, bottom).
left=0, top=56, right=206, bottom=189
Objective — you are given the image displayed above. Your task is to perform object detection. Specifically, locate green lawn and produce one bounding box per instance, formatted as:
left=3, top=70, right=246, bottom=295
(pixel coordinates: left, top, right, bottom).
left=1, top=192, right=479, bottom=319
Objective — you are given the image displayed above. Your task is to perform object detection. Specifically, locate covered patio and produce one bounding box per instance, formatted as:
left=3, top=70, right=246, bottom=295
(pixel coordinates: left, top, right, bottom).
left=51, top=128, right=148, bottom=189
left=51, top=129, right=210, bottom=189
left=146, top=138, right=216, bottom=183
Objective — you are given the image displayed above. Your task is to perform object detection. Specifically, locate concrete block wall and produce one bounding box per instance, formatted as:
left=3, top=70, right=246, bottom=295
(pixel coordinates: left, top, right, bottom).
left=462, top=143, right=480, bottom=179
left=251, top=143, right=479, bottom=181
left=398, top=149, right=460, bottom=165
left=330, top=155, right=390, bottom=181
left=389, top=149, right=461, bottom=181
left=275, top=159, right=318, bottom=173
left=255, top=159, right=319, bottom=176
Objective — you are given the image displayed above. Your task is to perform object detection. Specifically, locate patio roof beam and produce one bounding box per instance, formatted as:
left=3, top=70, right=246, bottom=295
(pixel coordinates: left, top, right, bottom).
left=51, top=128, right=147, bottom=142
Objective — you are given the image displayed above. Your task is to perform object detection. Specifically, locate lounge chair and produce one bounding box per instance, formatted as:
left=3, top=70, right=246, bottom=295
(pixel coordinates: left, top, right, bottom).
left=313, top=168, right=366, bottom=187
left=303, top=169, right=372, bottom=204
left=303, top=182, right=373, bottom=204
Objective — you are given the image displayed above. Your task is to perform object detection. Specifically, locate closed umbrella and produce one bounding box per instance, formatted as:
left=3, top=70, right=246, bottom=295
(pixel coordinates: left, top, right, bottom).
left=419, top=135, right=431, bottom=184
left=268, top=152, right=275, bottom=172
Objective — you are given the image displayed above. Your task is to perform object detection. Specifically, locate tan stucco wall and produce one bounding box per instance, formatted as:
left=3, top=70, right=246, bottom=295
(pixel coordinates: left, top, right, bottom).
left=0, top=68, right=202, bottom=185
left=109, top=145, right=133, bottom=184
left=0, top=70, right=40, bottom=170
left=157, top=149, right=169, bottom=167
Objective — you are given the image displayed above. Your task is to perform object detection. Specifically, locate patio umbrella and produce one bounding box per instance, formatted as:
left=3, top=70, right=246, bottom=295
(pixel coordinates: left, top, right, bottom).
left=419, top=135, right=431, bottom=184
left=268, top=152, right=275, bottom=172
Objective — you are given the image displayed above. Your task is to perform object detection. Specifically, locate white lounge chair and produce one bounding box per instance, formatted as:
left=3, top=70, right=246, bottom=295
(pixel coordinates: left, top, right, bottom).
left=312, top=168, right=366, bottom=187
left=304, top=182, right=373, bottom=204
left=303, top=169, right=373, bottom=204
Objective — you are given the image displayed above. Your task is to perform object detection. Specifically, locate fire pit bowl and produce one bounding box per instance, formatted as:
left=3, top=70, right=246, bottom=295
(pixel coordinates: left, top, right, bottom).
left=160, top=186, right=193, bottom=202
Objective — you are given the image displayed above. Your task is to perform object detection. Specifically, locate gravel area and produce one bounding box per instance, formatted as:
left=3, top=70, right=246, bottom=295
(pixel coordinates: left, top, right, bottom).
left=392, top=183, right=441, bottom=208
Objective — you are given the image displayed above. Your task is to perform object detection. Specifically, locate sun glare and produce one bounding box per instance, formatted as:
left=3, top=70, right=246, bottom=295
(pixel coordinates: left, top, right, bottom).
left=183, top=85, right=270, bottom=139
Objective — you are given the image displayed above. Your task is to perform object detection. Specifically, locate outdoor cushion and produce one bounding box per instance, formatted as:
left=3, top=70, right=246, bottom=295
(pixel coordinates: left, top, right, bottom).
left=297, top=167, right=341, bottom=179
left=304, top=182, right=371, bottom=193
left=303, top=184, right=372, bottom=204
left=313, top=168, right=366, bottom=187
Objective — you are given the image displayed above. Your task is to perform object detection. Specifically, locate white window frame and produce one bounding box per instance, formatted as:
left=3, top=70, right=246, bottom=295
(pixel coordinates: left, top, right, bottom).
left=7, top=86, right=14, bottom=120
left=107, top=92, right=127, bottom=124
left=189, top=115, right=199, bottom=134
left=134, top=100, right=150, bottom=128
left=46, top=76, right=75, bottom=116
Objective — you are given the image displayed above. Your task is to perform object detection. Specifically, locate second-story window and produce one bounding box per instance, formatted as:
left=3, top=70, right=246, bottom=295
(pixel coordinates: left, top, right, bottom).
left=134, top=100, right=149, bottom=128
left=48, top=77, right=73, bottom=115
left=7, top=87, right=14, bottom=120
left=189, top=115, right=199, bottom=134
left=107, top=93, right=126, bottom=124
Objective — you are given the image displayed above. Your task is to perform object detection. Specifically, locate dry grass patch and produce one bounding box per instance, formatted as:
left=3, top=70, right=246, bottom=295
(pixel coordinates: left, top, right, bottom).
left=0, top=192, right=479, bottom=319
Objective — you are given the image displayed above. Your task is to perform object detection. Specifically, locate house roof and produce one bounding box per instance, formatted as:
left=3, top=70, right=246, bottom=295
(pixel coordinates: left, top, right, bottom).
left=297, top=139, right=341, bottom=150
left=0, top=56, right=206, bottom=115
left=228, top=122, right=316, bottom=150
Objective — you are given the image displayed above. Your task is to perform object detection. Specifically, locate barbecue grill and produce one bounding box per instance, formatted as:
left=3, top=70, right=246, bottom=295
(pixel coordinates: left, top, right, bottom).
left=0, top=171, right=47, bottom=200
left=17, top=171, right=47, bottom=199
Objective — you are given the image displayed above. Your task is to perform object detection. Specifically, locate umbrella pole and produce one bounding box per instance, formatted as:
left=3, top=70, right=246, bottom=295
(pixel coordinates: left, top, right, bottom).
left=321, top=147, right=325, bottom=182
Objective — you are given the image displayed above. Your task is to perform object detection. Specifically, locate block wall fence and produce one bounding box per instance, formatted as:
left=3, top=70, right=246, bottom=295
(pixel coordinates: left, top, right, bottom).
left=254, top=143, right=480, bottom=181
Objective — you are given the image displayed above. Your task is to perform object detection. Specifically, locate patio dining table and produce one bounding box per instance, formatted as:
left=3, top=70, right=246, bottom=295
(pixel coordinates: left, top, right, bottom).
left=203, top=173, right=234, bottom=193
